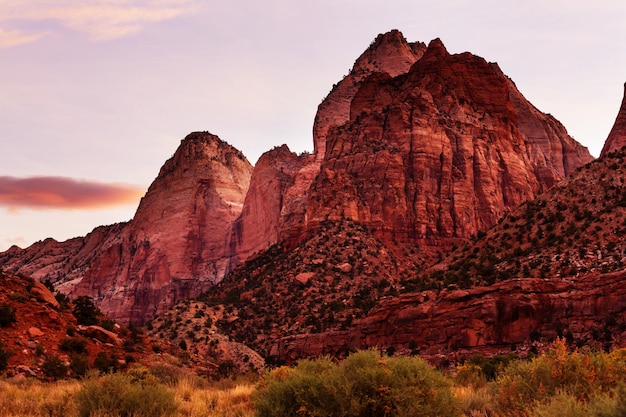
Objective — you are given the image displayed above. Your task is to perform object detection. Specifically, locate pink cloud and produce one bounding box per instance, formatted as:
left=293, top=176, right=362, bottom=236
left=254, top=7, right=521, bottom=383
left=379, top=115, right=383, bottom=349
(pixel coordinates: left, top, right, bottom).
left=0, top=176, right=144, bottom=210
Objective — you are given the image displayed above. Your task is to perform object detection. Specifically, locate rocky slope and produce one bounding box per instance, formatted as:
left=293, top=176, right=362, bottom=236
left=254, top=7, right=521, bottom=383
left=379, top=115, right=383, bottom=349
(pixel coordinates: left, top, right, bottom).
left=275, top=271, right=626, bottom=363
left=414, top=147, right=626, bottom=290
left=601, top=83, right=626, bottom=156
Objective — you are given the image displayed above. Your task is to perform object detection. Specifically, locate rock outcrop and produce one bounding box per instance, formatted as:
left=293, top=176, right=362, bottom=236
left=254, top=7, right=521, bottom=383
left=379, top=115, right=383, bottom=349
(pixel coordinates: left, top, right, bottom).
left=71, top=132, right=252, bottom=323
left=305, top=38, right=593, bottom=250
left=274, top=271, right=626, bottom=362
left=228, top=146, right=312, bottom=268
left=601, top=83, right=626, bottom=156
left=313, top=29, right=427, bottom=161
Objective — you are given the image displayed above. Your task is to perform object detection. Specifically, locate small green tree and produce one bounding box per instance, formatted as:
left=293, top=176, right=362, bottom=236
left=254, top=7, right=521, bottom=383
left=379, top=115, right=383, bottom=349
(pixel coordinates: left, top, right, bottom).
left=72, top=296, right=101, bottom=325
left=0, top=302, right=17, bottom=327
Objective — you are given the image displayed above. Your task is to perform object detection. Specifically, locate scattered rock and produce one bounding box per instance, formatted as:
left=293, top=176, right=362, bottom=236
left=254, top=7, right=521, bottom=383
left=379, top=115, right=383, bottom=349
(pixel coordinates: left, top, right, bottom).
left=77, top=325, right=122, bottom=346
left=28, top=327, right=44, bottom=338
left=295, top=272, right=315, bottom=285
left=29, top=282, right=59, bottom=309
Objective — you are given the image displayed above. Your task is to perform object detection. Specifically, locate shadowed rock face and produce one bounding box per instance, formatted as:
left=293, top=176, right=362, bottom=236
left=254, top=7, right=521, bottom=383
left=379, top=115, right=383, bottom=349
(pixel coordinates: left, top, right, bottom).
left=305, top=38, right=592, bottom=250
left=601, top=83, right=626, bottom=156
left=274, top=271, right=626, bottom=362
left=72, top=132, right=253, bottom=323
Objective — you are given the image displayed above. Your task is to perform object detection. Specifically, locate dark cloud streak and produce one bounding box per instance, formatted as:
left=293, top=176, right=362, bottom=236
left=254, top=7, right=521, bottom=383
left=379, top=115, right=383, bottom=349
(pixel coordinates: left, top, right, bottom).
left=0, top=176, right=144, bottom=210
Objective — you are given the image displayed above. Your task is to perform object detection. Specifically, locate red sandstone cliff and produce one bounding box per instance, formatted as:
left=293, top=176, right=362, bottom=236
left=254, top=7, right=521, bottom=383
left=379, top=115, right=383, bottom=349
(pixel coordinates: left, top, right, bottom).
left=305, top=38, right=593, bottom=249
left=313, top=29, right=426, bottom=161
left=601, top=83, right=626, bottom=156
left=71, top=132, right=252, bottom=323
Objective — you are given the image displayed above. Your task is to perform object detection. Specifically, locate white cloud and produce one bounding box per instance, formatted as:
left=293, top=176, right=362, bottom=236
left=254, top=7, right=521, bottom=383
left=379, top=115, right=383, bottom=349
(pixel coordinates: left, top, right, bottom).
left=0, top=0, right=202, bottom=44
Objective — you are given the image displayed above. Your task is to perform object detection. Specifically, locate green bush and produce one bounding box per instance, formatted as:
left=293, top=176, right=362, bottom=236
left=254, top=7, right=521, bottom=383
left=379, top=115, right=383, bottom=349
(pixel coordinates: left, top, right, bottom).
left=494, top=339, right=626, bottom=415
left=72, top=296, right=101, bottom=325
left=42, top=356, right=68, bottom=380
left=0, top=302, right=17, bottom=327
left=93, top=351, right=119, bottom=373
left=254, top=350, right=459, bottom=417
left=70, top=353, right=90, bottom=378
left=75, top=372, right=178, bottom=417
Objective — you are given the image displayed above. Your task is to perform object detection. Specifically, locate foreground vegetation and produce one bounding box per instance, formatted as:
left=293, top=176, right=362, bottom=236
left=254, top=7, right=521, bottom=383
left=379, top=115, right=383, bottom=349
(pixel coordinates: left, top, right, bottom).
left=3, top=340, right=626, bottom=417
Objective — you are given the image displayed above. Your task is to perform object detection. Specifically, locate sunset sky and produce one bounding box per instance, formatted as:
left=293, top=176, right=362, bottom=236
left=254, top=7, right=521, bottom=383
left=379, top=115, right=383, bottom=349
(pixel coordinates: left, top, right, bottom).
left=1, top=0, right=625, bottom=251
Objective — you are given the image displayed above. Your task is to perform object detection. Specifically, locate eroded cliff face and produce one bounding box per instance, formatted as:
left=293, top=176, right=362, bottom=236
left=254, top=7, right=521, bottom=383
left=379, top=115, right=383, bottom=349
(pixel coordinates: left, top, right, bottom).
left=72, top=132, right=252, bottom=323
left=601, top=83, right=626, bottom=156
left=313, top=29, right=426, bottom=161
left=228, top=145, right=307, bottom=269
left=305, top=38, right=593, bottom=250
left=274, top=272, right=626, bottom=362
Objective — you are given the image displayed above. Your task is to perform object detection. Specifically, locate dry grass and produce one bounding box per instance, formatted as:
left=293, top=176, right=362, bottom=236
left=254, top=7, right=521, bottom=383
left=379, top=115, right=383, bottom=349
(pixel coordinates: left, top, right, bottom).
left=0, top=378, right=80, bottom=417
left=0, top=376, right=255, bottom=417
left=174, top=379, right=255, bottom=417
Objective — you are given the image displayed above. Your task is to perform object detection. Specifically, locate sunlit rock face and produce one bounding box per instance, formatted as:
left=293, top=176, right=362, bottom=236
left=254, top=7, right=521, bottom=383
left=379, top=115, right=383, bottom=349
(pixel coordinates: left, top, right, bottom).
left=601, top=83, right=626, bottom=157
left=73, top=132, right=252, bottom=323
left=305, top=37, right=592, bottom=251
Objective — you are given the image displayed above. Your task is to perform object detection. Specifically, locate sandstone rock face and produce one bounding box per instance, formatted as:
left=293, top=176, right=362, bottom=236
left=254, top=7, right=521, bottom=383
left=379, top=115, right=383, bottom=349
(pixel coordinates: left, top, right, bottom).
left=29, top=281, right=59, bottom=309
left=228, top=145, right=312, bottom=269
left=306, top=38, right=593, bottom=249
left=0, top=223, right=126, bottom=288
left=601, top=83, right=626, bottom=156
left=275, top=272, right=626, bottom=361
left=0, top=31, right=595, bottom=328
left=72, top=132, right=252, bottom=323
left=313, top=29, right=426, bottom=161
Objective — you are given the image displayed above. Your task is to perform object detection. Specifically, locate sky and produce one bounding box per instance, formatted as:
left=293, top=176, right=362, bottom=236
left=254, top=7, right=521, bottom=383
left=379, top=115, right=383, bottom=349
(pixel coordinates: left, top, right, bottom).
left=1, top=0, right=625, bottom=251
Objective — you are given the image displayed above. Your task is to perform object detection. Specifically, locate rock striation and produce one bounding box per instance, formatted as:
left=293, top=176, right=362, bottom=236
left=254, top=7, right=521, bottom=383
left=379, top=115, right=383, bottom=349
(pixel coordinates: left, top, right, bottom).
left=72, top=132, right=252, bottom=322
left=305, top=38, right=592, bottom=250
left=601, top=83, right=626, bottom=156
left=274, top=271, right=626, bottom=362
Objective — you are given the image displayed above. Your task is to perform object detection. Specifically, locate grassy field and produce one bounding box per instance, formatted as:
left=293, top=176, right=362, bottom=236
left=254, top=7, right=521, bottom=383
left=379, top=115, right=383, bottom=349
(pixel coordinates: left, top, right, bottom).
left=2, top=340, right=626, bottom=417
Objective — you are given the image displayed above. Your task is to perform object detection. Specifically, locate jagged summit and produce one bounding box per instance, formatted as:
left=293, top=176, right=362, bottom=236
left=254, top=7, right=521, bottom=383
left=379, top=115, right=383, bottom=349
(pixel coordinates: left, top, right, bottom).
left=313, top=30, right=426, bottom=161
left=601, top=83, right=626, bottom=157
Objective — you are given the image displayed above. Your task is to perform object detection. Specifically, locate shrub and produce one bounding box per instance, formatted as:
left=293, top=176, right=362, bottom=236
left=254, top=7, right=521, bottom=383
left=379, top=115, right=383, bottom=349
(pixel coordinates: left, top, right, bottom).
left=42, top=356, right=68, bottom=380
left=494, top=339, right=626, bottom=415
left=59, top=337, right=88, bottom=354
left=93, top=351, right=118, bottom=373
left=0, top=302, right=17, bottom=327
left=70, top=354, right=90, bottom=378
left=75, top=372, right=178, bottom=417
left=0, top=341, right=12, bottom=372
left=254, top=350, right=459, bottom=417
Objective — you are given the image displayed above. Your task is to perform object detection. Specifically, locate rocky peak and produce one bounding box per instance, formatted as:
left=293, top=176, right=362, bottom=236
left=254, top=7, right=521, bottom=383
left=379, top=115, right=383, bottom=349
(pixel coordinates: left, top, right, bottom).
left=313, top=30, right=425, bottom=161
left=601, top=83, right=626, bottom=157
left=72, top=132, right=253, bottom=323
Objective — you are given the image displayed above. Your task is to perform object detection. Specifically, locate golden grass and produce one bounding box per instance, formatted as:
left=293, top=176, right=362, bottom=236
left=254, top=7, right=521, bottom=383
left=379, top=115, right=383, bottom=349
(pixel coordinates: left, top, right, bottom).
left=0, top=376, right=255, bottom=417
left=0, top=378, right=80, bottom=417
left=174, top=378, right=255, bottom=417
